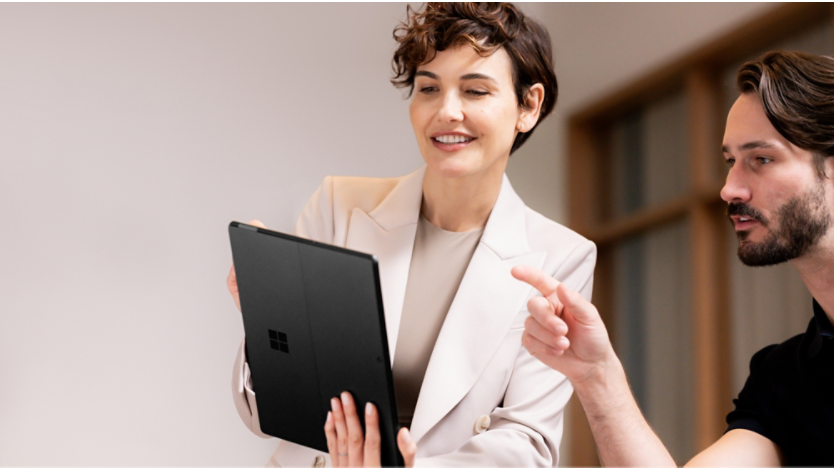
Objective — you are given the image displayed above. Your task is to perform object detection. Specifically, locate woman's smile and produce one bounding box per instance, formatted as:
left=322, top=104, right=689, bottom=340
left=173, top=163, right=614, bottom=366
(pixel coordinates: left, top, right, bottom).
left=410, top=45, right=522, bottom=180
left=431, top=132, right=477, bottom=151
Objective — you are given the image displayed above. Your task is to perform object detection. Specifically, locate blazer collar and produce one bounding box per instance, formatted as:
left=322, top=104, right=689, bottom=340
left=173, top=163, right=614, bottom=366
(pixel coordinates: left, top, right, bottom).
left=367, top=166, right=425, bottom=231
left=369, top=165, right=530, bottom=257
left=479, top=173, right=531, bottom=259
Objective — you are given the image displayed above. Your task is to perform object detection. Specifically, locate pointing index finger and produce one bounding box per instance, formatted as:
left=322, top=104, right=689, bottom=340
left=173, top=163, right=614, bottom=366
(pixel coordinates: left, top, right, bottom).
left=511, top=265, right=561, bottom=298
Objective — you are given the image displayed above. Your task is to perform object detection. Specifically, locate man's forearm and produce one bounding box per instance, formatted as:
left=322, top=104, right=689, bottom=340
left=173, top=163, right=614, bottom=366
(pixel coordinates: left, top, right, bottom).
left=573, top=353, right=677, bottom=467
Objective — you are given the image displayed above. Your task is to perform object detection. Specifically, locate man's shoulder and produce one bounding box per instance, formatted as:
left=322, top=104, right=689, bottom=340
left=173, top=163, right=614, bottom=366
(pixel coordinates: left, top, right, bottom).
left=746, top=330, right=808, bottom=380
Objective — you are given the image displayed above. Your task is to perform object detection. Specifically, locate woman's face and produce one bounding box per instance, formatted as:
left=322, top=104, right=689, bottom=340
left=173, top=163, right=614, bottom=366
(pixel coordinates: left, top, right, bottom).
left=409, top=45, right=526, bottom=180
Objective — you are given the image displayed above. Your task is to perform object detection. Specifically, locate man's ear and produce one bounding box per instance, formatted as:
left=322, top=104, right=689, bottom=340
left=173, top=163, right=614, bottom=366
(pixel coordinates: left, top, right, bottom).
left=516, top=84, right=545, bottom=133
left=824, top=155, right=834, bottom=180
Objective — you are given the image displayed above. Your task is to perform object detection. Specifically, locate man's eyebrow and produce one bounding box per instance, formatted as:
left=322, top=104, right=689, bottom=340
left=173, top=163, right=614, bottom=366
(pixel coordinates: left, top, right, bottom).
left=721, top=140, right=780, bottom=153
left=415, top=70, right=438, bottom=79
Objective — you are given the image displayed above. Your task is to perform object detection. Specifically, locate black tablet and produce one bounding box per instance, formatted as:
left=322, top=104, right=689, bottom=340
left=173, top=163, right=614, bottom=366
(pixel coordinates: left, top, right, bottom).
left=229, top=221, right=402, bottom=466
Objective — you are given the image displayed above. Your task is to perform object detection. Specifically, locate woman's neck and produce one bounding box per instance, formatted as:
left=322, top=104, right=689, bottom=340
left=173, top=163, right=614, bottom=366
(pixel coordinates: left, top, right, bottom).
left=421, top=165, right=505, bottom=232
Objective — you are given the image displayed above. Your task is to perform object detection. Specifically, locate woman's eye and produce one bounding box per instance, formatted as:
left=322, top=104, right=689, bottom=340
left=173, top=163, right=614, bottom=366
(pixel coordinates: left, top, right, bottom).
left=419, top=86, right=438, bottom=94
left=725, top=157, right=735, bottom=167
left=756, top=156, right=773, bottom=165
left=466, top=90, right=489, bottom=96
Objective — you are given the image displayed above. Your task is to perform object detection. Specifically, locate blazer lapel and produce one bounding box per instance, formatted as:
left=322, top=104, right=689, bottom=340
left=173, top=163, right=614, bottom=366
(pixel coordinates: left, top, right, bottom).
left=409, top=174, right=546, bottom=442
left=345, top=167, right=425, bottom=362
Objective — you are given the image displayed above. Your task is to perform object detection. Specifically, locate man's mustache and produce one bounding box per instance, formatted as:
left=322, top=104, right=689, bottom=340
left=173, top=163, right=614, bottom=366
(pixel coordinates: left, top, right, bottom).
left=728, top=202, right=768, bottom=226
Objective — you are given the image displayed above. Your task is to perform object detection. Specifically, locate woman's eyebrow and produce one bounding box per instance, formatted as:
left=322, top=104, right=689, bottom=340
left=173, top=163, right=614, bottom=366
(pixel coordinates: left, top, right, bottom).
left=461, top=73, right=496, bottom=82
left=414, top=71, right=496, bottom=82
left=415, top=70, right=438, bottom=79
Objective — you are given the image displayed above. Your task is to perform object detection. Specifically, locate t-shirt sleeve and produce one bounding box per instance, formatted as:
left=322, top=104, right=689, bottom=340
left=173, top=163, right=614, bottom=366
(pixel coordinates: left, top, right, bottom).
left=725, top=344, right=778, bottom=441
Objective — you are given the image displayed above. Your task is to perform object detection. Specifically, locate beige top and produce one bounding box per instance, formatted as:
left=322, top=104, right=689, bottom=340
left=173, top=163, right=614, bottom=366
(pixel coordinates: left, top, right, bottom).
left=392, top=214, right=484, bottom=428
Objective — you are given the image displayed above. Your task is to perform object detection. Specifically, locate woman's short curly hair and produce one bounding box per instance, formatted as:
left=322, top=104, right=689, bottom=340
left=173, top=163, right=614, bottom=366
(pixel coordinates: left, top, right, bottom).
left=391, top=2, right=557, bottom=155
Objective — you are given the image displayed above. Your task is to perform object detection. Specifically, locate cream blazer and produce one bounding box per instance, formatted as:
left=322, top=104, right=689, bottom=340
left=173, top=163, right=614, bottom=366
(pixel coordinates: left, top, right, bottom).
left=232, top=166, right=596, bottom=467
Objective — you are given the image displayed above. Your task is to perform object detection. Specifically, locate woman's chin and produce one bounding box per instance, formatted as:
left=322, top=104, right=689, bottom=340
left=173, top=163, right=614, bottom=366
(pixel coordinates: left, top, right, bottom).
left=424, top=156, right=478, bottom=179
left=431, top=164, right=473, bottom=179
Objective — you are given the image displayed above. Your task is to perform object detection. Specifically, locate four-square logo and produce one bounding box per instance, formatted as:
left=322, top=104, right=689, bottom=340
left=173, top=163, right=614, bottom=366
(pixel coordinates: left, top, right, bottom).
left=268, top=329, right=289, bottom=353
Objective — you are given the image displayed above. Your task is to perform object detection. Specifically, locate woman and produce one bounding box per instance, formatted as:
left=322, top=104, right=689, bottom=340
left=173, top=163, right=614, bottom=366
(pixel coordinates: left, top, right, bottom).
left=228, top=3, right=596, bottom=467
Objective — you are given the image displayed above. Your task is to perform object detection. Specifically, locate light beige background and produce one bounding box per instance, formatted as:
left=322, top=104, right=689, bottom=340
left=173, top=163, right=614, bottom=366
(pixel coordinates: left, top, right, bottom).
left=0, top=3, right=772, bottom=466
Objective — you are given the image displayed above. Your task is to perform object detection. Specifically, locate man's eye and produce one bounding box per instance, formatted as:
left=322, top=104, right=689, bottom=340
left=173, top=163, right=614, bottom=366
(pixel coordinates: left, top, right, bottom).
left=756, top=156, right=773, bottom=164
left=725, top=158, right=735, bottom=167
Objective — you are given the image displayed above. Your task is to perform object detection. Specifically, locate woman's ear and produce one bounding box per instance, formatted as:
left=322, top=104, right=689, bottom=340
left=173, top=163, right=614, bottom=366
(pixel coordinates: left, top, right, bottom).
left=516, top=84, right=545, bottom=133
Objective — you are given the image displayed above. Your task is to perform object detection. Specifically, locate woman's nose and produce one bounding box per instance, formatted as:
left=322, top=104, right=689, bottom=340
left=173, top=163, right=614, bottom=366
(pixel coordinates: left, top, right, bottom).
left=436, top=92, right=464, bottom=123
left=720, top=166, right=752, bottom=203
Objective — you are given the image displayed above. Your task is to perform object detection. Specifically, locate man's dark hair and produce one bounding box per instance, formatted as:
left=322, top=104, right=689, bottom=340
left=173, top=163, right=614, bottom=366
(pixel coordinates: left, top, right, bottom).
left=391, top=2, right=557, bottom=155
left=737, top=50, right=834, bottom=177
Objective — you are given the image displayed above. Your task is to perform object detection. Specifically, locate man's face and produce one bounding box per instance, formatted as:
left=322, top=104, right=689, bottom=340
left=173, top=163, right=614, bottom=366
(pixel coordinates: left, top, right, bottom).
left=721, top=93, right=832, bottom=266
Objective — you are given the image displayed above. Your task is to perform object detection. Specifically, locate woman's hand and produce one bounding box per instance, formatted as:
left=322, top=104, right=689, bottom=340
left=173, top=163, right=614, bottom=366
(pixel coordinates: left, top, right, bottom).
left=325, top=392, right=416, bottom=468
left=226, top=219, right=267, bottom=312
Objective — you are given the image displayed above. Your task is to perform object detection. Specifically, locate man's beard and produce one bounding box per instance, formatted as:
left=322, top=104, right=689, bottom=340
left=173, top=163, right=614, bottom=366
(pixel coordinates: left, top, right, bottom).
left=729, top=184, right=831, bottom=267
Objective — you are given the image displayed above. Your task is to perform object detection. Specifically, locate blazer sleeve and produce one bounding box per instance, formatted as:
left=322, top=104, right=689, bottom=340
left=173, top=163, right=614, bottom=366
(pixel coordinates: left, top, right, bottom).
left=231, top=176, right=336, bottom=437
left=415, top=240, right=597, bottom=467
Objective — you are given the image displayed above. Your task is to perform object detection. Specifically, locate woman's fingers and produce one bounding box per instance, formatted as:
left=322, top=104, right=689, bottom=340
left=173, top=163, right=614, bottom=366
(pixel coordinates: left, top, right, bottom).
left=227, top=265, right=241, bottom=312
left=328, top=393, right=411, bottom=467
left=324, top=411, right=339, bottom=466
left=340, top=392, right=365, bottom=467
left=330, top=397, right=349, bottom=467
left=397, top=428, right=417, bottom=468
left=228, top=220, right=266, bottom=313
left=363, top=403, right=381, bottom=468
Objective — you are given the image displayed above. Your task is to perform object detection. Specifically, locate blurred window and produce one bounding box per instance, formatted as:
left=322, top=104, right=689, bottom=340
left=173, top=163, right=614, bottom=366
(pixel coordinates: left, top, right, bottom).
left=566, top=5, right=833, bottom=466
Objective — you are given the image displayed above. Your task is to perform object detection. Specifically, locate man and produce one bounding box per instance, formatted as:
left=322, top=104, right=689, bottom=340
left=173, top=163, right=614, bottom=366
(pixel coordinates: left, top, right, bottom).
left=513, top=50, right=834, bottom=466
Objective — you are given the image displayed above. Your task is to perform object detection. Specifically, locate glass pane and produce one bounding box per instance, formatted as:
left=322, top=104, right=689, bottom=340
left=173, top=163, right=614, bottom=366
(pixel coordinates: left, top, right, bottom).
left=613, top=220, right=694, bottom=463
left=610, top=91, right=689, bottom=218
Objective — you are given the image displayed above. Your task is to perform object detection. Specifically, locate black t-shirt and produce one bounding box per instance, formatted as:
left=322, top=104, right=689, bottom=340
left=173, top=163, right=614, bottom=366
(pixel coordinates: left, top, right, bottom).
left=726, top=299, right=834, bottom=466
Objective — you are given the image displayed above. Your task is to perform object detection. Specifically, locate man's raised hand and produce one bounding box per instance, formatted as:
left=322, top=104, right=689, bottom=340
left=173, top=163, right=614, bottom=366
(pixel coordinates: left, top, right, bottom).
left=510, top=265, right=617, bottom=386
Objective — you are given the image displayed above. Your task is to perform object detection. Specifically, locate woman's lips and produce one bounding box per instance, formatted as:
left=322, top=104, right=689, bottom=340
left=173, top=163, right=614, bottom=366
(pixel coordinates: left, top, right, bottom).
left=431, top=136, right=476, bottom=151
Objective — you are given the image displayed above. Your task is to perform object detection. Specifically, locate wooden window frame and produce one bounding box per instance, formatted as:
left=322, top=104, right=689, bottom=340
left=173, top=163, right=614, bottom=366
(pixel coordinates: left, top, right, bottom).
left=566, top=3, right=834, bottom=465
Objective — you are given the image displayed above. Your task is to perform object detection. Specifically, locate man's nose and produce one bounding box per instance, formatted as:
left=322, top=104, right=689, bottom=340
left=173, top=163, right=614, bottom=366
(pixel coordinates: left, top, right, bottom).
left=437, top=92, right=464, bottom=123
left=720, top=166, right=752, bottom=203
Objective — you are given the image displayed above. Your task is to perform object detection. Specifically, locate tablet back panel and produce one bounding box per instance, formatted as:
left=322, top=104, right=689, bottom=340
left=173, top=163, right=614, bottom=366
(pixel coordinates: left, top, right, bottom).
left=229, top=223, right=401, bottom=466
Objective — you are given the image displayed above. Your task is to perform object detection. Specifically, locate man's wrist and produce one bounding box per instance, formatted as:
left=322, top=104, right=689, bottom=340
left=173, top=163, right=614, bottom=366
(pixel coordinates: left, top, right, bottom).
left=572, top=350, right=632, bottom=416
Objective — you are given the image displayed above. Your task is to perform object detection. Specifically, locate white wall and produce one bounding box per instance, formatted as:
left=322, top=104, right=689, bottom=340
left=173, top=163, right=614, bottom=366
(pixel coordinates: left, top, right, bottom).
left=0, top=3, right=417, bottom=466
left=0, top=3, right=774, bottom=466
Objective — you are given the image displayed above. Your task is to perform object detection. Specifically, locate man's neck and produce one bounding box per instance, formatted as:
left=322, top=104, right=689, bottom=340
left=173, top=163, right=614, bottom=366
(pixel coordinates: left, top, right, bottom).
left=793, top=243, right=834, bottom=325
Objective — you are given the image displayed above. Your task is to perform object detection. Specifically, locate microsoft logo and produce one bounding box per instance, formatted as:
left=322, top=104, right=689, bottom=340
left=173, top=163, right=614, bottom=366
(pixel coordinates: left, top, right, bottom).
left=268, top=329, right=289, bottom=353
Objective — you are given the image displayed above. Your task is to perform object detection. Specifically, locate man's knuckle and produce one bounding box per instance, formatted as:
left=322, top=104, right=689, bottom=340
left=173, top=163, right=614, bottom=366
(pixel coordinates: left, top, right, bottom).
left=522, top=332, right=532, bottom=348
